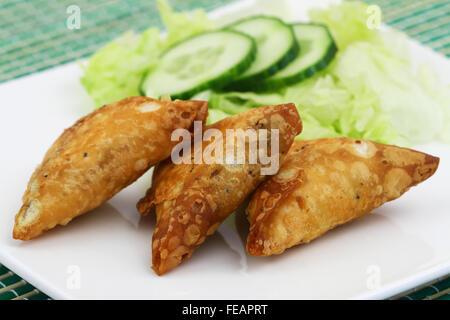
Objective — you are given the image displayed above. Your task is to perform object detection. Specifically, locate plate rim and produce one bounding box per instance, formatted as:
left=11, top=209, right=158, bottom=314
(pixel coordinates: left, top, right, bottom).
left=1, top=0, right=449, bottom=300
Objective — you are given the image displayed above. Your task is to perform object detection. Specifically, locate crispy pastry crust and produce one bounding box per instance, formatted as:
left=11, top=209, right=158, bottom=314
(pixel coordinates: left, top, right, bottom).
left=137, top=103, right=302, bottom=275
left=246, top=138, right=439, bottom=256
left=14, top=97, right=208, bottom=240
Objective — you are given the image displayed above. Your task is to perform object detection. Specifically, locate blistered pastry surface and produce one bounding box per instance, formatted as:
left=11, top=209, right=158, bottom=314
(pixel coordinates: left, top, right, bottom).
left=246, top=138, right=439, bottom=256
left=14, top=97, right=208, bottom=240
left=137, top=103, right=302, bottom=275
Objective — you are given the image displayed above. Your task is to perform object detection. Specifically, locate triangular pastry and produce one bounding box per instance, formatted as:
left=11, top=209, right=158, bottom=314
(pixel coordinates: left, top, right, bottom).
left=14, top=97, right=208, bottom=240
left=137, top=103, right=302, bottom=275
left=246, top=138, right=439, bottom=256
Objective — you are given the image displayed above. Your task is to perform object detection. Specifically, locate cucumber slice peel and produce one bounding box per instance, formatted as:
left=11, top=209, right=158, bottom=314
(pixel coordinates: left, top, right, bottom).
left=225, top=16, right=299, bottom=90
left=140, top=30, right=256, bottom=100
left=255, top=23, right=338, bottom=91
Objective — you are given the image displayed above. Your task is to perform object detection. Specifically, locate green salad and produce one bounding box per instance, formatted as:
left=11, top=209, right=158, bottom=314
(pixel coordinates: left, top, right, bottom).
left=80, top=0, right=450, bottom=147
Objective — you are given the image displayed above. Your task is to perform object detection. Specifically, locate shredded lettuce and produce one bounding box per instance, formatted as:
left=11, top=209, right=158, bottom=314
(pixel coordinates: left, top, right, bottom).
left=207, top=74, right=405, bottom=145
left=80, top=28, right=162, bottom=107
left=157, top=0, right=214, bottom=48
left=208, top=2, right=449, bottom=146
left=332, top=41, right=444, bottom=145
left=206, top=108, right=231, bottom=125
left=80, top=0, right=214, bottom=108
left=308, top=1, right=382, bottom=49
left=80, top=0, right=449, bottom=146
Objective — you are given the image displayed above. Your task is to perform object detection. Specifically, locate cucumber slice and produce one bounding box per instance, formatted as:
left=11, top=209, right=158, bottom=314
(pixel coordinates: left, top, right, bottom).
left=140, top=31, right=256, bottom=100
left=255, top=23, right=337, bottom=91
left=225, top=16, right=299, bottom=90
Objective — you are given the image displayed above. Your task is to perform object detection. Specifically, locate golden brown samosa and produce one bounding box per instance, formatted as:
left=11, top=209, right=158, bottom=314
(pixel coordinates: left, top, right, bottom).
left=14, top=97, right=208, bottom=240
left=137, top=103, right=302, bottom=275
left=246, top=138, right=439, bottom=256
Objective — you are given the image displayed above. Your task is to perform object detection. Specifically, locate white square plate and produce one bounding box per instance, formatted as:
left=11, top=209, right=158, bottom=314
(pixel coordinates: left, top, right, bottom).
left=0, top=0, right=449, bottom=299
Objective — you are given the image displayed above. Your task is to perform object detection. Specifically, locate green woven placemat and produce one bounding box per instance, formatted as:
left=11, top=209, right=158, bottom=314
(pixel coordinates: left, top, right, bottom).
left=0, top=0, right=449, bottom=300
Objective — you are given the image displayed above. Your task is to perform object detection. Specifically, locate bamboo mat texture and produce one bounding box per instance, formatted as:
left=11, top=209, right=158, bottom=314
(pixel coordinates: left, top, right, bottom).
left=0, top=0, right=449, bottom=300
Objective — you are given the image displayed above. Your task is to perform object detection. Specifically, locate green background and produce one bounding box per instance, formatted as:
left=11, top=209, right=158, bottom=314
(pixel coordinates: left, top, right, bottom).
left=0, top=0, right=449, bottom=300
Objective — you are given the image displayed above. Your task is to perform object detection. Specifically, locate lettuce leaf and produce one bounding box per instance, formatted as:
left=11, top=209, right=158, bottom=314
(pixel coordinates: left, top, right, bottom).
left=208, top=74, right=405, bottom=144
left=208, top=1, right=449, bottom=146
left=206, top=108, right=231, bottom=125
left=81, top=0, right=449, bottom=147
left=308, top=1, right=381, bottom=49
left=80, top=28, right=162, bottom=107
left=332, top=41, right=444, bottom=145
left=80, top=0, right=213, bottom=108
left=157, top=0, right=214, bottom=48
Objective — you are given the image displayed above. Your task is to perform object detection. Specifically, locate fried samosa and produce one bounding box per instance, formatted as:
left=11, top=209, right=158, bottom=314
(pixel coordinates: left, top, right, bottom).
left=14, top=97, right=208, bottom=240
left=246, top=138, right=439, bottom=256
left=137, top=103, right=302, bottom=275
